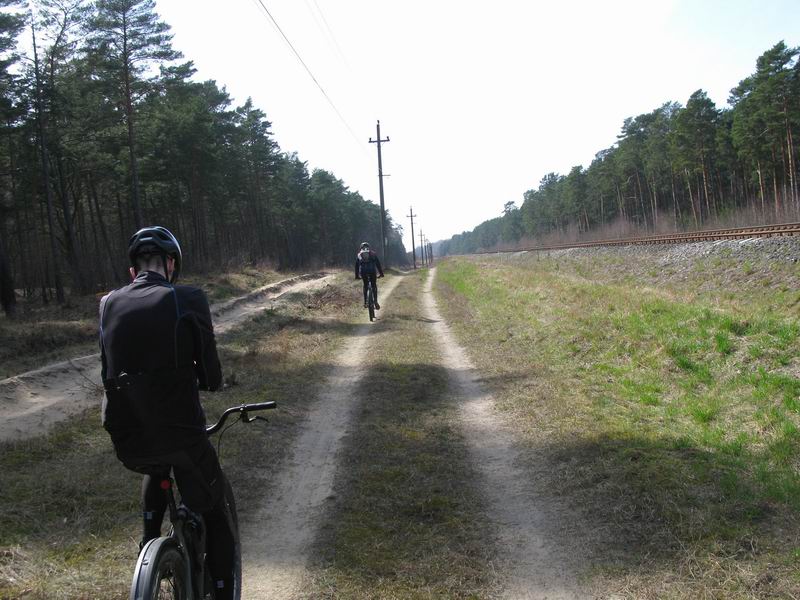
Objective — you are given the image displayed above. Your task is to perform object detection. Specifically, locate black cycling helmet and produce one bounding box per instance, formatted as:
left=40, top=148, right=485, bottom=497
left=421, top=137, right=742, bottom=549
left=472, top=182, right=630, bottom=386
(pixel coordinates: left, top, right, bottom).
left=360, top=242, right=370, bottom=249
left=128, top=226, right=182, bottom=283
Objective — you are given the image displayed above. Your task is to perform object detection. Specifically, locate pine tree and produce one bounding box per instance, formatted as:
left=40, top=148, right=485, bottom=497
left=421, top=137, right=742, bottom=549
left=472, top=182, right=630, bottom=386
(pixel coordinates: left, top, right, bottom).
left=87, top=0, right=180, bottom=228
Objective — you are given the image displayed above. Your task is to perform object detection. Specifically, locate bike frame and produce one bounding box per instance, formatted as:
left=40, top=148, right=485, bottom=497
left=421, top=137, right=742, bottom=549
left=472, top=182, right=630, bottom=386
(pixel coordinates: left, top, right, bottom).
left=130, top=401, right=276, bottom=600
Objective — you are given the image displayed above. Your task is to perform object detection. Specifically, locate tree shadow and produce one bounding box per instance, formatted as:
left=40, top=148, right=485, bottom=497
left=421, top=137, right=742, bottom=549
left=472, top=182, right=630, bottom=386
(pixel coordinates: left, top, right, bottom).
left=305, top=360, right=796, bottom=594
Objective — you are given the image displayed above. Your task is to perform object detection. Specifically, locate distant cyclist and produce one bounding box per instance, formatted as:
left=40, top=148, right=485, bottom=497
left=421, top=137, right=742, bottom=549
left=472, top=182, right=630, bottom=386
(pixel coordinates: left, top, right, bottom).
left=98, top=226, right=236, bottom=600
left=355, top=241, right=384, bottom=309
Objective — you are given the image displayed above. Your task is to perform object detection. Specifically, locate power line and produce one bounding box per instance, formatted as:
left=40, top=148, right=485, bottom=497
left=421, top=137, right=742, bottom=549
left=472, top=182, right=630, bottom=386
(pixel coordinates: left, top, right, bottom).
left=311, top=0, right=350, bottom=69
left=250, top=0, right=368, bottom=155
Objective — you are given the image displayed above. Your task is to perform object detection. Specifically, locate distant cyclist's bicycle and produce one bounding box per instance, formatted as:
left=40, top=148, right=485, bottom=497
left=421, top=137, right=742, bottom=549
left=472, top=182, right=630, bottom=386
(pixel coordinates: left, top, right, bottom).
left=128, top=401, right=276, bottom=600
left=358, top=273, right=383, bottom=322
left=366, top=279, right=376, bottom=322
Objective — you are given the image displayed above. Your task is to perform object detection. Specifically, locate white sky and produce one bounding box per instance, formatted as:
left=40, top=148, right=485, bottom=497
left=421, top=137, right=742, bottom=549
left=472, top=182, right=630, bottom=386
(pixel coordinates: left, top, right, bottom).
left=154, top=0, right=799, bottom=250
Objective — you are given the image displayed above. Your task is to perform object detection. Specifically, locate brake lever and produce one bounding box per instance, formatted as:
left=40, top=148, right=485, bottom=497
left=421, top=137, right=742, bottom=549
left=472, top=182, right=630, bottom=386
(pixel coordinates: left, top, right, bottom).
left=241, top=413, right=269, bottom=424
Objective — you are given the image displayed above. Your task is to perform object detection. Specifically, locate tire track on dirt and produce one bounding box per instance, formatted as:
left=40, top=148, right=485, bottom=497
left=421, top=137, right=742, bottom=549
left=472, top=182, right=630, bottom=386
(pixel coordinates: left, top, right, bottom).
left=422, top=268, right=589, bottom=600
left=240, top=275, right=402, bottom=599
left=0, top=273, right=333, bottom=442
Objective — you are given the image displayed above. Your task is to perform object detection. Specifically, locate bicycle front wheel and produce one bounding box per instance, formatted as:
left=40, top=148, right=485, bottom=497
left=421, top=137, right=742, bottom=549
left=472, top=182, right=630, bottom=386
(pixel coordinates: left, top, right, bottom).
left=223, top=476, right=242, bottom=600
left=367, top=289, right=375, bottom=322
left=130, top=537, right=189, bottom=600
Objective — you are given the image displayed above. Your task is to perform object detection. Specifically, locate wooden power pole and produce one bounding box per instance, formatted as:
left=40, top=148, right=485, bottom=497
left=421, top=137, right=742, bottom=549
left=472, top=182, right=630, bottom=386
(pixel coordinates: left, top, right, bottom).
left=369, top=120, right=390, bottom=267
left=407, top=207, right=417, bottom=268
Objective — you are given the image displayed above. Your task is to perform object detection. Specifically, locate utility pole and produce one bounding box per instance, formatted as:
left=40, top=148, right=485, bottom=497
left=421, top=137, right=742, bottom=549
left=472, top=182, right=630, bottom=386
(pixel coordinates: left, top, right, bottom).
left=407, top=207, right=417, bottom=269
left=419, top=228, right=426, bottom=266
left=369, top=120, right=390, bottom=267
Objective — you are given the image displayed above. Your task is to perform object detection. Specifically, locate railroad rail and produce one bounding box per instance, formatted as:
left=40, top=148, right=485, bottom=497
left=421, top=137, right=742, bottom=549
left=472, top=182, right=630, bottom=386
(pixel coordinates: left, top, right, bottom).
left=476, top=222, right=800, bottom=254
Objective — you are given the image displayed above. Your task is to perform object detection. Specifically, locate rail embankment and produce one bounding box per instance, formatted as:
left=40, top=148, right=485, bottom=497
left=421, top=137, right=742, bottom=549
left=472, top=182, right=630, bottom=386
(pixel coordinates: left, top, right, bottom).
left=435, top=238, right=800, bottom=599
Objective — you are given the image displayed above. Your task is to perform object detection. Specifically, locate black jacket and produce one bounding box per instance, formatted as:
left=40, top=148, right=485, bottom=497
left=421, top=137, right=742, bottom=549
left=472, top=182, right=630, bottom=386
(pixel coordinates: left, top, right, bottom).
left=355, top=249, right=384, bottom=277
left=99, top=271, right=222, bottom=461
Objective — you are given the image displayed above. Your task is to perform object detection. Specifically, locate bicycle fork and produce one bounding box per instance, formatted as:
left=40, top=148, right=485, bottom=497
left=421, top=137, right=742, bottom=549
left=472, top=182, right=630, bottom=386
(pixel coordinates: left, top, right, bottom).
left=163, top=478, right=207, bottom=599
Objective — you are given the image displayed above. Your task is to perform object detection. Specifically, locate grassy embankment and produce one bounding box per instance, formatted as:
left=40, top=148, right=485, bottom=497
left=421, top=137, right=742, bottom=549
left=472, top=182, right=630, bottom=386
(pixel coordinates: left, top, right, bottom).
left=0, top=270, right=358, bottom=599
left=0, top=266, right=287, bottom=378
left=435, top=251, right=800, bottom=599
left=304, top=269, right=497, bottom=599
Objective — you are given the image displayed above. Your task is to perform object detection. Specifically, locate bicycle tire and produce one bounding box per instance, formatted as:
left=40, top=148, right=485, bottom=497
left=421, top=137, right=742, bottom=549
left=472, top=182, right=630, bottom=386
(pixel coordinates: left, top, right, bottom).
left=367, top=287, right=375, bottom=322
left=130, top=537, right=189, bottom=600
left=222, top=476, right=242, bottom=600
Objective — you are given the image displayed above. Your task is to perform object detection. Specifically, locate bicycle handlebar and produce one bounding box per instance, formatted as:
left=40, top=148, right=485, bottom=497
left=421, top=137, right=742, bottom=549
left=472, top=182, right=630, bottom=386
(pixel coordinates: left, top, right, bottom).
left=206, top=401, right=276, bottom=435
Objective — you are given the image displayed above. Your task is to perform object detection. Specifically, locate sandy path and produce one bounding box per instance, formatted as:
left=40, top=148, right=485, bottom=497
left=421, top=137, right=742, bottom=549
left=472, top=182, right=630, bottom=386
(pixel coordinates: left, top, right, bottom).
left=422, top=269, right=589, bottom=600
left=0, top=273, right=333, bottom=443
left=240, top=275, right=402, bottom=598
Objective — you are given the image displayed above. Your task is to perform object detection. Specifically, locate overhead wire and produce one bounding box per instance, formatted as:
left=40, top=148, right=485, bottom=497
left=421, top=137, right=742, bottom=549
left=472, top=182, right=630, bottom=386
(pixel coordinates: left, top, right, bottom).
left=249, top=0, right=369, bottom=156
left=311, top=0, right=350, bottom=69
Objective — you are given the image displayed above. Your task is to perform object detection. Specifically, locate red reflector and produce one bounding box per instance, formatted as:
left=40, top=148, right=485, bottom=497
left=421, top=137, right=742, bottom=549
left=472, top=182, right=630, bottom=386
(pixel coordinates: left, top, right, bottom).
left=160, top=479, right=171, bottom=490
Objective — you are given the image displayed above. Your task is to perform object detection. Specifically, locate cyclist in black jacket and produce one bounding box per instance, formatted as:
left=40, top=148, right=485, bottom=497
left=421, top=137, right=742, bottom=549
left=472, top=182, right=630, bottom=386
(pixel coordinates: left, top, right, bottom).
left=354, top=241, right=384, bottom=309
left=99, top=226, right=235, bottom=600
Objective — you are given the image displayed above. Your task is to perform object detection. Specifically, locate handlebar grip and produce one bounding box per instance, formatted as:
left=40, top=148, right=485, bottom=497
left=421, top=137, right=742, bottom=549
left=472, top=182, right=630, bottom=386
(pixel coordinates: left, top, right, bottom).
left=242, top=401, right=277, bottom=411
left=206, top=401, right=277, bottom=434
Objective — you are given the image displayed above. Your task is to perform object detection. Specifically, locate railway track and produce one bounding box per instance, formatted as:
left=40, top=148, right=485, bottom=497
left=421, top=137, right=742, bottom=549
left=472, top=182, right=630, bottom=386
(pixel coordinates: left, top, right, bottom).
left=478, top=222, right=800, bottom=254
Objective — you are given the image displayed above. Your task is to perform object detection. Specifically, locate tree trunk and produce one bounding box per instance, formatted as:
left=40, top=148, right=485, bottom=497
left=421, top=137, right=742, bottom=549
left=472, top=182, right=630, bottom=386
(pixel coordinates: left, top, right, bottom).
left=122, top=32, right=143, bottom=229
left=700, top=153, right=712, bottom=220
left=54, top=152, right=84, bottom=291
left=599, top=193, right=604, bottom=226
left=772, top=163, right=780, bottom=220
left=0, top=225, right=16, bottom=317
left=32, top=23, right=65, bottom=304
left=634, top=169, right=647, bottom=230
left=685, top=169, right=698, bottom=227
left=650, top=177, right=658, bottom=230
left=670, top=169, right=679, bottom=228
left=783, top=100, right=797, bottom=210
left=615, top=183, right=625, bottom=221
left=88, top=173, right=122, bottom=284
left=7, top=119, right=28, bottom=293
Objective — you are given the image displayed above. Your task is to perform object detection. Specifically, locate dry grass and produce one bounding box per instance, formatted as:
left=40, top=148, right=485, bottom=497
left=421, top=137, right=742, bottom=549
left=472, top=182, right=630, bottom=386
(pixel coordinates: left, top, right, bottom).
left=0, top=266, right=290, bottom=378
left=0, top=271, right=362, bottom=599
left=303, top=270, right=498, bottom=599
left=435, top=254, right=800, bottom=599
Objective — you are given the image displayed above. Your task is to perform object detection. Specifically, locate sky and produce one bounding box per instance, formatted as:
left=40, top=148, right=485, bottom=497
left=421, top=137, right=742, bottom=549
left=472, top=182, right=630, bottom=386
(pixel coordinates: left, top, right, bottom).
left=153, top=0, right=800, bottom=250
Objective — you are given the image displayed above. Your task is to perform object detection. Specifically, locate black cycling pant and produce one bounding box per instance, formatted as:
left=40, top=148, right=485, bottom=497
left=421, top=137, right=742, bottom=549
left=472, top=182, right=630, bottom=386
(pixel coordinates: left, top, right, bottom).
left=361, top=272, right=378, bottom=304
left=135, top=439, right=235, bottom=595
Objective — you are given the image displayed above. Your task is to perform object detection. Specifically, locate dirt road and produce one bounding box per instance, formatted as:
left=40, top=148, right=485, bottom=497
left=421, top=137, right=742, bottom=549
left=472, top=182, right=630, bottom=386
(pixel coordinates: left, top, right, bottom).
left=239, top=270, right=588, bottom=599
left=422, top=268, right=589, bottom=599
left=240, top=275, right=402, bottom=597
left=0, top=273, right=333, bottom=442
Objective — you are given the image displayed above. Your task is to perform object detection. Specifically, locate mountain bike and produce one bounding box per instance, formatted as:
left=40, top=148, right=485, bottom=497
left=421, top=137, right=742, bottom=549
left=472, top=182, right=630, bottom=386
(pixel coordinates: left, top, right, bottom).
left=128, top=401, right=276, bottom=600
left=360, top=273, right=383, bottom=322
left=366, top=278, right=376, bottom=322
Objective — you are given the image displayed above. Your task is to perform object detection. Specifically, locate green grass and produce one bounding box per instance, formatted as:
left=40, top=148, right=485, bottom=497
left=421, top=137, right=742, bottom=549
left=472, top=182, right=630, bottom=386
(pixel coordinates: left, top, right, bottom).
left=434, top=254, right=800, bottom=599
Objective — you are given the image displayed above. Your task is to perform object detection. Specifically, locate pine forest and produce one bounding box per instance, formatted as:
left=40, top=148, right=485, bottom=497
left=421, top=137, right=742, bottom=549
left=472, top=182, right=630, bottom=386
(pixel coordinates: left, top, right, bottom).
left=0, top=0, right=407, bottom=315
left=439, top=42, right=800, bottom=256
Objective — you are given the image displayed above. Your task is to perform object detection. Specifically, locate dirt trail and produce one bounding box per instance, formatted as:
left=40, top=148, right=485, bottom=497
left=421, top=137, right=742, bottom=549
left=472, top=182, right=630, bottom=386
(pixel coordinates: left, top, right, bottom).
left=240, top=276, right=402, bottom=598
left=422, top=269, right=589, bottom=600
left=0, top=273, right=333, bottom=443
